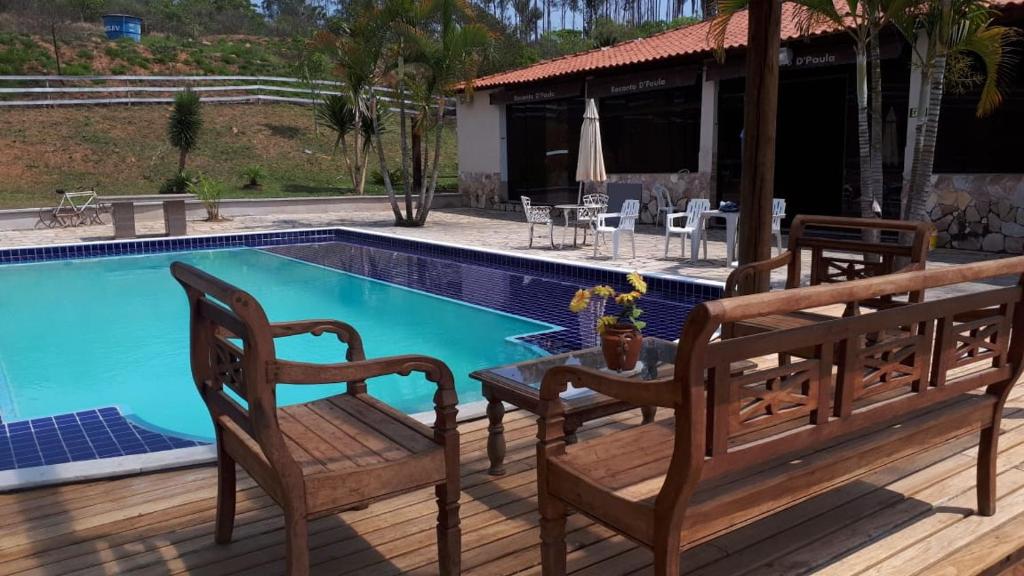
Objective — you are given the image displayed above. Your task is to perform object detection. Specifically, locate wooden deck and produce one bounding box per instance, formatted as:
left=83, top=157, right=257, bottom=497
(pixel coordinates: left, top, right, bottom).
left=5, top=387, right=1024, bottom=576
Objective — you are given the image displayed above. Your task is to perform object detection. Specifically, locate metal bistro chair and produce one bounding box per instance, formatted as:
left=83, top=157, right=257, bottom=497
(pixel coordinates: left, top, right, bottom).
left=594, top=199, right=640, bottom=259
left=574, top=193, right=608, bottom=245
left=522, top=196, right=553, bottom=248
left=772, top=197, right=787, bottom=255
left=664, top=198, right=710, bottom=259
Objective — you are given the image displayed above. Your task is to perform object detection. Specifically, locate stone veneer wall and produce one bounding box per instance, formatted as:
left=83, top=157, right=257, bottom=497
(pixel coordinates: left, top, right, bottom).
left=928, top=174, right=1024, bottom=253
left=597, top=172, right=712, bottom=224
left=459, top=172, right=503, bottom=208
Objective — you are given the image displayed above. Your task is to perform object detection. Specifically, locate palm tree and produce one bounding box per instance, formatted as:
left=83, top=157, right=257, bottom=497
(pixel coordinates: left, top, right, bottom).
left=896, top=0, right=1019, bottom=223
left=167, top=88, right=202, bottom=174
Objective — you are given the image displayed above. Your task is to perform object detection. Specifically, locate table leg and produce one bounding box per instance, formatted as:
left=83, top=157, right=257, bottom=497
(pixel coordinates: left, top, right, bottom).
left=641, top=406, right=657, bottom=424
left=111, top=202, right=136, bottom=239
left=726, top=215, right=737, bottom=266
left=485, top=394, right=507, bottom=476
left=565, top=422, right=579, bottom=445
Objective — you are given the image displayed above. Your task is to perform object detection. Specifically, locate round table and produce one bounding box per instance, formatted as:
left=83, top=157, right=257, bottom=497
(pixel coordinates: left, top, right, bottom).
left=552, top=204, right=585, bottom=248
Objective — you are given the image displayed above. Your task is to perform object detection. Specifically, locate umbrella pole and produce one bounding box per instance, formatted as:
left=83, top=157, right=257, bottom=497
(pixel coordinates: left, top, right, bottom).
left=578, top=181, right=584, bottom=205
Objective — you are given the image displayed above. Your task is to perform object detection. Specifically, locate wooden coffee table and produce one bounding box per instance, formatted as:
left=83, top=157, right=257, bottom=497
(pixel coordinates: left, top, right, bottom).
left=471, top=338, right=753, bottom=476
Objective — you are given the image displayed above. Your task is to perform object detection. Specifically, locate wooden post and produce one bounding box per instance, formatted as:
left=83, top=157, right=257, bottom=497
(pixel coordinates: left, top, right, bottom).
left=737, top=0, right=782, bottom=291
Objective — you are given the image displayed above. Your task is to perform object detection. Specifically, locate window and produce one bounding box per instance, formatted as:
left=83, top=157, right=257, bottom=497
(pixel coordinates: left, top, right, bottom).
left=599, top=86, right=701, bottom=174
left=506, top=98, right=584, bottom=204
left=935, top=58, right=1024, bottom=173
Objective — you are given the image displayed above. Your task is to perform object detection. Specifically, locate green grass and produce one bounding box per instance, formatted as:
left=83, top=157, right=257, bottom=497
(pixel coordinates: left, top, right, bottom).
left=0, top=103, right=458, bottom=209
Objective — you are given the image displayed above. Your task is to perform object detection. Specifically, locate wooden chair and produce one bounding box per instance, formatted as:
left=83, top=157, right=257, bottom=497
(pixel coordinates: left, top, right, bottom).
left=723, top=215, right=934, bottom=340
left=171, top=262, right=461, bottom=576
left=536, top=256, right=1024, bottom=575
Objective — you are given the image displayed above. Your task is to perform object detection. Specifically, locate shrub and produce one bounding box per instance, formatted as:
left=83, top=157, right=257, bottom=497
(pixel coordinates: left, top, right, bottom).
left=241, top=165, right=266, bottom=188
left=370, top=168, right=404, bottom=187
left=189, top=174, right=226, bottom=221
left=159, top=170, right=197, bottom=194
left=168, top=88, right=202, bottom=172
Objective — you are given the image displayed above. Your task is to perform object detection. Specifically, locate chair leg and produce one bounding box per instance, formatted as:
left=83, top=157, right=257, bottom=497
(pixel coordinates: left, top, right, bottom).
left=435, top=481, right=462, bottom=575
left=593, top=232, right=599, bottom=257
left=214, top=441, right=236, bottom=544
left=631, top=231, right=636, bottom=259
left=540, top=498, right=567, bottom=576
left=664, top=231, right=671, bottom=258
left=978, top=421, right=1000, bottom=516
left=284, top=503, right=310, bottom=576
left=611, top=232, right=620, bottom=259
left=653, top=532, right=682, bottom=576
left=528, top=223, right=534, bottom=248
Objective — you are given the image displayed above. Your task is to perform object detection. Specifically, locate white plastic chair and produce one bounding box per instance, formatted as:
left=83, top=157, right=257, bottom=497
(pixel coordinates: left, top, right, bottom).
left=652, top=184, right=673, bottom=227
left=664, top=198, right=710, bottom=259
left=593, top=199, right=640, bottom=259
left=521, top=196, right=552, bottom=248
left=772, top=198, right=786, bottom=254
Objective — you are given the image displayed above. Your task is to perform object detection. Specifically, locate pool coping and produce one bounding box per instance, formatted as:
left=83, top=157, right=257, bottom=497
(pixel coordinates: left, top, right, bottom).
left=0, top=226, right=723, bottom=491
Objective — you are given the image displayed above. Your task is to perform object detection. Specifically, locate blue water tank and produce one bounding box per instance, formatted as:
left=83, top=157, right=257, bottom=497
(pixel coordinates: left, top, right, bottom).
left=102, top=14, right=143, bottom=42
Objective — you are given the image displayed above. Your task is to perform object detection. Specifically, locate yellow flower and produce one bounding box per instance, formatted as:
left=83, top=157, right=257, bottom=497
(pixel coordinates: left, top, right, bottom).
left=596, top=316, right=617, bottom=333
left=615, top=291, right=640, bottom=306
left=569, top=289, right=591, bottom=313
left=626, top=272, right=647, bottom=294
left=592, top=285, right=615, bottom=298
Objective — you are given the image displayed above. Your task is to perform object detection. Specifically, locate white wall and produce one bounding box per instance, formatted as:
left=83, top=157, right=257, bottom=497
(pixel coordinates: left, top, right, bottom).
left=456, top=89, right=504, bottom=176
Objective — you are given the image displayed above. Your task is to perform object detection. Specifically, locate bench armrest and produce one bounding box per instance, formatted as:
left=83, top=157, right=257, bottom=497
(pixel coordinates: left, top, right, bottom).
left=272, top=354, right=458, bottom=430
left=725, top=251, right=793, bottom=297
left=539, top=365, right=674, bottom=413
left=270, top=319, right=366, bottom=361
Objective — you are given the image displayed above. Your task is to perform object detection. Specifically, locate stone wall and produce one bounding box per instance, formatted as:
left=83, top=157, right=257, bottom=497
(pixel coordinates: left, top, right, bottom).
left=597, top=172, right=712, bottom=224
left=459, top=172, right=503, bottom=208
left=928, top=174, right=1024, bottom=253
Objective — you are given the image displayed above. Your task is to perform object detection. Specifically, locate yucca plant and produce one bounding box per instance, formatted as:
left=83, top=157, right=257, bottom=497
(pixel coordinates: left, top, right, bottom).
left=241, top=165, right=266, bottom=188
left=168, top=88, right=203, bottom=173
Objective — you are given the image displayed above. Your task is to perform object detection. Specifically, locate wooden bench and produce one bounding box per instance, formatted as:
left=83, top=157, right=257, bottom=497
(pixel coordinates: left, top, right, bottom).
left=723, top=215, right=933, bottom=340
left=536, top=256, right=1024, bottom=575
left=171, top=262, right=461, bottom=576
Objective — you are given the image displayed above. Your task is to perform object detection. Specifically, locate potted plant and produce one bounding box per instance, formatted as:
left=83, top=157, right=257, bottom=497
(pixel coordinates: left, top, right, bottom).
left=569, top=272, right=647, bottom=371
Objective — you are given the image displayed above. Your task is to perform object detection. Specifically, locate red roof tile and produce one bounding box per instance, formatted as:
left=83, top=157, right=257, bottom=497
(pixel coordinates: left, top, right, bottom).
left=471, top=0, right=1023, bottom=90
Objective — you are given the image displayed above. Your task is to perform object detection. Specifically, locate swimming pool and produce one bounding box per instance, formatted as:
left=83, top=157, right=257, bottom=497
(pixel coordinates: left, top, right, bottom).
left=0, top=228, right=719, bottom=471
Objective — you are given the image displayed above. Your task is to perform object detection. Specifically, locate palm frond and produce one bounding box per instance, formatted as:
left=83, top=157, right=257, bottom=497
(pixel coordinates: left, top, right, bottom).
left=708, top=0, right=749, bottom=62
left=955, top=23, right=1021, bottom=117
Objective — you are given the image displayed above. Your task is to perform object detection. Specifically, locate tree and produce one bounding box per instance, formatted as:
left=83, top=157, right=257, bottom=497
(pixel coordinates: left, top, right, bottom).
left=368, top=0, right=490, bottom=226
left=167, top=88, right=203, bottom=174
left=897, top=0, right=1019, bottom=223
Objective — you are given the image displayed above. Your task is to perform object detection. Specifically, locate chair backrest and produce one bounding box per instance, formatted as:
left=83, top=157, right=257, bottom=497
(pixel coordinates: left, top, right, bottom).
left=771, top=198, right=786, bottom=227
left=521, top=196, right=549, bottom=223
left=617, top=199, right=640, bottom=231
left=683, top=198, right=710, bottom=229
left=653, top=184, right=671, bottom=210
left=655, top=257, right=1024, bottom=500
left=583, top=193, right=609, bottom=208
left=170, top=262, right=291, bottom=468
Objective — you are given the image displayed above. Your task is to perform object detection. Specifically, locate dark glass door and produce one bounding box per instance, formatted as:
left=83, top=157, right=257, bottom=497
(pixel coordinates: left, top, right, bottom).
left=506, top=98, right=585, bottom=205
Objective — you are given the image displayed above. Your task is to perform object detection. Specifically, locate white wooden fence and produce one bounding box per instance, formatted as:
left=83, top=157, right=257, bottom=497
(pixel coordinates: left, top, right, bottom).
left=0, top=75, right=455, bottom=113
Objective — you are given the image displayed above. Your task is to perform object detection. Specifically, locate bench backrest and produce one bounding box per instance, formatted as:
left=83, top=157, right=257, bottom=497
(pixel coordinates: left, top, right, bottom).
left=786, top=215, right=933, bottom=289
left=170, top=262, right=289, bottom=464
left=670, top=257, right=1024, bottom=485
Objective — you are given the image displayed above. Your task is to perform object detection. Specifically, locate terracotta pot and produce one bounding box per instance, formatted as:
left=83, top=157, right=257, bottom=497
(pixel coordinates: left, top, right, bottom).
left=600, top=324, right=643, bottom=371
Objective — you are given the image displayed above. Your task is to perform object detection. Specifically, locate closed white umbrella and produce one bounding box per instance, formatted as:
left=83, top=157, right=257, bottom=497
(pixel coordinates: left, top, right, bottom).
left=576, top=98, right=607, bottom=204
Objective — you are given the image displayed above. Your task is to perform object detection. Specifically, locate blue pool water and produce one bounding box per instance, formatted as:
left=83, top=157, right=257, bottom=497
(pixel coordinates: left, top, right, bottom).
left=0, top=248, right=550, bottom=440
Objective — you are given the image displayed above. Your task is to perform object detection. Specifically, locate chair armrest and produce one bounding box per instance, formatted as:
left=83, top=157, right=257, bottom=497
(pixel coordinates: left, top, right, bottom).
left=724, top=251, right=793, bottom=297
left=597, top=212, right=621, bottom=225
left=665, top=212, right=689, bottom=225
left=270, top=319, right=366, bottom=361
left=272, top=354, right=458, bottom=430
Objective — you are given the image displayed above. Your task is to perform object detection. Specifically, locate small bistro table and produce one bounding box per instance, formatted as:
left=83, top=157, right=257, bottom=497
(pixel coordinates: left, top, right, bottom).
left=693, top=208, right=740, bottom=266
left=551, top=203, right=585, bottom=248
left=98, top=194, right=194, bottom=239
left=470, top=338, right=754, bottom=476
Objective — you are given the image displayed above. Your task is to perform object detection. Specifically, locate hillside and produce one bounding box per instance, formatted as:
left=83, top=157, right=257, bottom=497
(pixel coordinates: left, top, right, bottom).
left=0, top=103, right=456, bottom=209
left=0, top=22, right=299, bottom=77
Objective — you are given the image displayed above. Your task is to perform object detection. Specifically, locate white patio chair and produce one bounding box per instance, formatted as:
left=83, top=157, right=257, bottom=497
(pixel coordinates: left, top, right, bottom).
left=652, top=184, right=673, bottom=227
left=772, top=197, right=787, bottom=254
left=664, top=198, right=710, bottom=259
left=593, top=199, right=640, bottom=259
left=521, top=196, right=552, bottom=248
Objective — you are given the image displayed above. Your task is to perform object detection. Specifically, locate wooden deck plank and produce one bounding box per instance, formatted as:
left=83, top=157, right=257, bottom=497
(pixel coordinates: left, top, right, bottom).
left=3, top=398, right=1024, bottom=576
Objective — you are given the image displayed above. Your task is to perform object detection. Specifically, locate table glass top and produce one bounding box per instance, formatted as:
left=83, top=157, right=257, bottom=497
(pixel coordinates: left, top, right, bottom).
left=480, top=337, right=678, bottom=391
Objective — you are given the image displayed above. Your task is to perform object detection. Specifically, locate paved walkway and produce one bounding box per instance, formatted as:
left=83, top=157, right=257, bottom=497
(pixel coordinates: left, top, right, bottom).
left=1, top=207, right=1009, bottom=292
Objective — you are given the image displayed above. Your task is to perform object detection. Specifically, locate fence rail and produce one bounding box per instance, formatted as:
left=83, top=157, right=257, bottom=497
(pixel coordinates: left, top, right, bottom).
left=0, top=75, right=455, bottom=113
